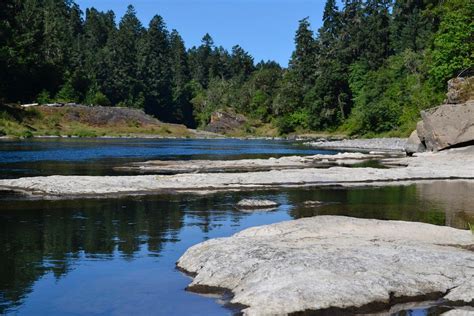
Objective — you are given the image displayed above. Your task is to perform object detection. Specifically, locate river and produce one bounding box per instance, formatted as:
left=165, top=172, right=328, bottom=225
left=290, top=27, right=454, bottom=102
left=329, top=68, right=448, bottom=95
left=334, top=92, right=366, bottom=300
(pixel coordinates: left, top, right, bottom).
left=0, top=138, right=472, bottom=315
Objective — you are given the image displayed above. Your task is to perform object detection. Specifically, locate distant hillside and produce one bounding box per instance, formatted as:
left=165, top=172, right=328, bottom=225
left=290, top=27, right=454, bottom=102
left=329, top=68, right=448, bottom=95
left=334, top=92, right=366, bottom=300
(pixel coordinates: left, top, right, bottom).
left=0, top=104, right=192, bottom=138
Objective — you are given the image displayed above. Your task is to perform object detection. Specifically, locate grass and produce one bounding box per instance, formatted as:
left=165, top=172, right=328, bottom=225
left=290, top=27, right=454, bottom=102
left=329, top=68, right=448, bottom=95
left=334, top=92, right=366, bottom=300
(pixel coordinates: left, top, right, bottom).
left=469, top=223, right=474, bottom=235
left=0, top=105, right=192, bottom=138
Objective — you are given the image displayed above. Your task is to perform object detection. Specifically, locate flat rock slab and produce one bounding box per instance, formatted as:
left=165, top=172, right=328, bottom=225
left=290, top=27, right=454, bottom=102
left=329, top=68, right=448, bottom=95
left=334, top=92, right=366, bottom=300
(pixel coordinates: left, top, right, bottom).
left=115, top=153, right=385, bottom=174
left=1, top=146, right=474, bottom=197
left=307, top=138, right=407, bottom=152
left=177, top=216, right=474, bottom=315
left=236, top=199, right=279, bottom=211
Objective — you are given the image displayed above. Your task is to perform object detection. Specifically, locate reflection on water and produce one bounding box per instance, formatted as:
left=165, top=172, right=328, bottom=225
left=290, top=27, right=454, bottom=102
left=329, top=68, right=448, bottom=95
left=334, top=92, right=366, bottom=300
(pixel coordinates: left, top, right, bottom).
left=416, top=181, right=474, bottom=228
left=0, top=182, right=473, bottom=315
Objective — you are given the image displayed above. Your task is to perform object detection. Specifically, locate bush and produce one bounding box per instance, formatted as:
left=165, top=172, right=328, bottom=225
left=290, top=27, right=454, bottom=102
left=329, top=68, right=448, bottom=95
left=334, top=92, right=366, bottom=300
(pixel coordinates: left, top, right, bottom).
left=277, top=110, right=309, bottom=134
left=37, top=90, right=51, bottom=104
left=55, top=81, right=77, bottom=103
left=89, top=91, right=111, bottom=107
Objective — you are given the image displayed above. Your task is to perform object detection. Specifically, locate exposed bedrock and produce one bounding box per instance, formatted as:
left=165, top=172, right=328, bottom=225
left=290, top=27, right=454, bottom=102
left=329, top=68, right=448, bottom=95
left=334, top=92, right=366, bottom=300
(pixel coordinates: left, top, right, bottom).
left=0, top=146, right=474, bottom=197
left=177, top=216, right=474, bottom=315
left=116, top=152, right=387, bottom=174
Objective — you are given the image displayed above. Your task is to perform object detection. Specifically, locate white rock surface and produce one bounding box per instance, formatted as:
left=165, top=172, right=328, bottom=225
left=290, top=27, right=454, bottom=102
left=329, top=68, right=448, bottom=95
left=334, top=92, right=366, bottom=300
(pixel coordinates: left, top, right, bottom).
left=443, top=309, right=474, bottom=316
left=1, top=146, right=474, bottom=197
left=177, top=216, right=474, bottom=315
left=236, top=199, right=279, bottom=210
left=307, top=138, right=407, bottom=152
left=116, top=152, right=384, bottom=174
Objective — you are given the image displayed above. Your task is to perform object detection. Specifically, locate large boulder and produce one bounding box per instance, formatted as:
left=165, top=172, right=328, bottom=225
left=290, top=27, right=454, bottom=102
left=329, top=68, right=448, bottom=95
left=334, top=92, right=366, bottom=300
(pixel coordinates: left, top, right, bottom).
left=178, top=216, right=474, bottom=315
left=406, top=77, right=474, bottom=153
left=405, top=129, right=426, bottom=155
left=420, top=100, right=474, bottom=151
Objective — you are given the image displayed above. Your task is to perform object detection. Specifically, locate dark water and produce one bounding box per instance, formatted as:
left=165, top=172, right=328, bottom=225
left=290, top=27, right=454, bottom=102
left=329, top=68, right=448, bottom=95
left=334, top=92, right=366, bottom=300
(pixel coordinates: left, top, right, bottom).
left=0, top=139, right=472, bottom=315
left=0, top=138, right=336, bottom=179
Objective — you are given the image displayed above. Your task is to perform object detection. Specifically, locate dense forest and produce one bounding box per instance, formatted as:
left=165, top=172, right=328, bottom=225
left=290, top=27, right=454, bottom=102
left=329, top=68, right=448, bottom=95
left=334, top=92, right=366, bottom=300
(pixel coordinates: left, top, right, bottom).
left=0, top=0, right=472, bottom=135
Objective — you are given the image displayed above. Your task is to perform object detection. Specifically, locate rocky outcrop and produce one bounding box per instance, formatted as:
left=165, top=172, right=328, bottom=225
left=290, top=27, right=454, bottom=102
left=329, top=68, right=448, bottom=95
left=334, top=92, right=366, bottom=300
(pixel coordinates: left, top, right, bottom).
left=205, top=109, right=247, bottom=134
left=405, top=77, right=474, bottom=153
left=177, top=216, right=474, bottom=315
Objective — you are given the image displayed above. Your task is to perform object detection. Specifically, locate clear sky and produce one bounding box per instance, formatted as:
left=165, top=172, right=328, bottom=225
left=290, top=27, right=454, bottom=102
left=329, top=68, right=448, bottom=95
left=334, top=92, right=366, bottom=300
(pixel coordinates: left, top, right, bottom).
left=74, top=0, right=328, bottom=66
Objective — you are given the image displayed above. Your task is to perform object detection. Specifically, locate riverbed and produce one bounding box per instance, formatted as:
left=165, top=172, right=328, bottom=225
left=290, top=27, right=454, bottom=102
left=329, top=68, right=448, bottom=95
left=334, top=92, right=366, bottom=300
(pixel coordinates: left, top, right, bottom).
left=0, top=139, right=472, bottom=315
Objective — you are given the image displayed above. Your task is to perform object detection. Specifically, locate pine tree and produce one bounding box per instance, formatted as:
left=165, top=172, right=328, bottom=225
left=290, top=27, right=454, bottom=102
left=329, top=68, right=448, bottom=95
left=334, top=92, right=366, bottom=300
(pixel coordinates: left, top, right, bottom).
left=289, top=17, right=316, bottom=87
left=102, top=5, right=144, bottom=107
left=137, top=15, right=172, bottom=118
left=169, top=30, right=195, bottom=126
left=189, top=33, right=215, bottom=88
left=230, top=45, right=255, bottom=81
left=391, top=0, right=440, bottom=53
left=0, top=0, right=17, bottom=100
left=360, top=0, right=391, bottom=69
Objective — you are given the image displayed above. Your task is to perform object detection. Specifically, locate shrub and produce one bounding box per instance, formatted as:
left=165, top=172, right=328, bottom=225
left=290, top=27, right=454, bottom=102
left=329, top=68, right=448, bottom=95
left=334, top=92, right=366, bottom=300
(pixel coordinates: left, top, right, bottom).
left=37, top=90, right=51, bottom=104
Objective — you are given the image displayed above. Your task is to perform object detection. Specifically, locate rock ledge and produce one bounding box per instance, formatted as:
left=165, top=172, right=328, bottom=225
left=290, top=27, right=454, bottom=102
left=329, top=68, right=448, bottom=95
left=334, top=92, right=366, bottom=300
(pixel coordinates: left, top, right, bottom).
left=177, top=216, right=474, bottom=315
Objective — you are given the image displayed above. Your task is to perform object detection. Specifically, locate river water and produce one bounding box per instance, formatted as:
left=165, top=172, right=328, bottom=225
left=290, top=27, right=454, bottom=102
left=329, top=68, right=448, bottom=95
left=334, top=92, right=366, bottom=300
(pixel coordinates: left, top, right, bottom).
left=0, top=138, right=472, bottom=315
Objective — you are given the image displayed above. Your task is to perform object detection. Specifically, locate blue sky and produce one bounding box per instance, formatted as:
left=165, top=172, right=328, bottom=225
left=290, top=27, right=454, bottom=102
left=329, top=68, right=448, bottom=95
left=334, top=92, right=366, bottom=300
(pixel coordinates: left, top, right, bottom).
left=75, top=0, right=328, bottom=66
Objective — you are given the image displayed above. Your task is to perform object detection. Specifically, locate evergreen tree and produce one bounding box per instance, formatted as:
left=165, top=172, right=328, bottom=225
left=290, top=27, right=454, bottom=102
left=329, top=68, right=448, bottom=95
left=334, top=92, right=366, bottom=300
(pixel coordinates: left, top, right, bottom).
left=289, top=17, right=316, bottom=87
left=137, top=15, right=171, bottom=118
left=230, top=45, right=255, bottom=81
left=189, top=33, right=214, bottom=88
left=360, top=0, right=391, bottom=69
left=391, top=0, right=440, bottom=53
left=0, top=0, right=17, bottom=101
left=102, top=5, right=144, bottom=107
left=169, top=30, right=195, bottom=126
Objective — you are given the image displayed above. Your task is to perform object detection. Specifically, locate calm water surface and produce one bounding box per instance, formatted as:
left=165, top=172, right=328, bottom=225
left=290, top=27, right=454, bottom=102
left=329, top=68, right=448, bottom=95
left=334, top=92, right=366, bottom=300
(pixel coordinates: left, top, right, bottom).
left=0, top=139, right=472, bottom=315
left=0, top=138, right=335, bottom=178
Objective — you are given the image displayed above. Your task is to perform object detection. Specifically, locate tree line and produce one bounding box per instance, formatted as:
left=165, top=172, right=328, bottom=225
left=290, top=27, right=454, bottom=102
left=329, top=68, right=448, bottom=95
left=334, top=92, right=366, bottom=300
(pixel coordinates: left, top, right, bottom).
left=0, top=0, right=472, bottom=134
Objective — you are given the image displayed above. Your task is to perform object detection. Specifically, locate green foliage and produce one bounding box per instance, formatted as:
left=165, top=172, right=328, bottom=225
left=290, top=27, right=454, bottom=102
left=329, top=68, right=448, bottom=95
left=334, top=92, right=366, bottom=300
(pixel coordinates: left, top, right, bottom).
left=1, top=0, right=471, bottom=137
left=37, top=90, right=51, bottom=104
left=429, top=0, right=474, bottom=88
left=54, top=80, right=77, bottom=103
left=85, top=89, right=111, bottom=106
left=345, top=51, right=443, bottom=135
left=277, top=109, right=309, bottom=134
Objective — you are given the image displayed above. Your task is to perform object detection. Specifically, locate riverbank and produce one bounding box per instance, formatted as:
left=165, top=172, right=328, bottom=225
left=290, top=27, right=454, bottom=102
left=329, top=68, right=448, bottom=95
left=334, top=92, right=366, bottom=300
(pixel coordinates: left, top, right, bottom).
left=0, top=145, right=472, bottom=198
left=0, top=104, right=204, bottom=138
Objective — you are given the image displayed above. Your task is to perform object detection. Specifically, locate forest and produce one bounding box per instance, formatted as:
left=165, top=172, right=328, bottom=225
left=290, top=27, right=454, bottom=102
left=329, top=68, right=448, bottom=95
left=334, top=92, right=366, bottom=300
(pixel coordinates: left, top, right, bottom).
left=0, top=0, right=472, bottom=135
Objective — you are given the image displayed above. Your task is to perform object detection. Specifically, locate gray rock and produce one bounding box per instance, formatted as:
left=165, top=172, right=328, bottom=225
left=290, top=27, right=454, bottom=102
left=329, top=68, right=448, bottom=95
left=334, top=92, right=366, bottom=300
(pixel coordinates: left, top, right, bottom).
left=307, top=138, right=407, bottom=153
left=416, top=120, right=426, bottom=143
left=236, top=199, right=279, bottom=210
left=420, top=101, right=474, bottom=151
left=445, top=77, right=473, bottom=104
left=302, top=200, right=324, bottom=206
left=177, top=216, right=474, bottom=315
left=205, top=110, right=247, bottom=134
left=405, top=130, right=426, bottom=155
left=442, top=309, right=474, bottom=316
